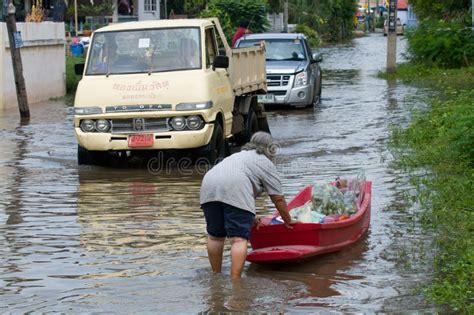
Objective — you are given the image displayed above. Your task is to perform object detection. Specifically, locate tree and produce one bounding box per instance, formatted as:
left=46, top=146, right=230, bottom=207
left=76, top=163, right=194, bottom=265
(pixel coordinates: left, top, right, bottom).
left=288, top=0, right=357, bottom=42
left=200, top=0, right=269, bottom=41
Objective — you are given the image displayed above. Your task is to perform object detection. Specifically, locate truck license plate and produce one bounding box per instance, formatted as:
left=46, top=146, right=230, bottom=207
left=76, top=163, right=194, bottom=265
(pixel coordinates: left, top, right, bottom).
left=258, top=94, right=275, bottom=103
left=128, top=134, right=154, bottom=147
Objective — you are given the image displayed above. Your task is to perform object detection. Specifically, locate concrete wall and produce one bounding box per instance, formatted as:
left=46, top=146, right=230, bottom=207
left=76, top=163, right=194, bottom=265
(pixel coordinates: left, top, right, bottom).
left=0, top=22, right=66, bottom=110
left=397, top=10, right=408, bottom=26
left=268, top=13, right=284, bottom=32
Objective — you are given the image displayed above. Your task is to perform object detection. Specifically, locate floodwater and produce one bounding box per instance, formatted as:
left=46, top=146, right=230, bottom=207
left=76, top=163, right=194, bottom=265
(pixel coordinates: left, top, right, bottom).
left=0, top=34, right=438, bottom=313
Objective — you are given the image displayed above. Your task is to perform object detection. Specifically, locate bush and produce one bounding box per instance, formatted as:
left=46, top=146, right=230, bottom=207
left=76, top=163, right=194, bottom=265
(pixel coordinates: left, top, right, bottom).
left=66, top=56, right=85, bottom=95
left=290, top=0, right=357, bottom=42
left=199, top=6, right=234, bottom=42
left=294, top=24, right=322, bottom=48
left=375, top=15, right=385, bottom=29
left=406, top=19, right=474, bottom=68
left=201, top=0, right=269, bottom=43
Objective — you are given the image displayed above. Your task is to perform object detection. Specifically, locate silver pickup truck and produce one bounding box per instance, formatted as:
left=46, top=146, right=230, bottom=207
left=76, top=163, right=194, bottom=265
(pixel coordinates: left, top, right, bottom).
left=236, top=33, right=322, bottom=107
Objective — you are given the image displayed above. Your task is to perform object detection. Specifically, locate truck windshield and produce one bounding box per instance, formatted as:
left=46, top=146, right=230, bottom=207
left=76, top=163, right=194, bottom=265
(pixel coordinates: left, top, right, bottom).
left=86, top=27, right=201, bottom=75
left=237, top=39, right=306, bottom=61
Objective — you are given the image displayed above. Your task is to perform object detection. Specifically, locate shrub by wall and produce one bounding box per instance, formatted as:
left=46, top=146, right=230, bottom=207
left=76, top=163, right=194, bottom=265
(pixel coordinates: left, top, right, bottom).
left=406, top=19, right=474, bottom=68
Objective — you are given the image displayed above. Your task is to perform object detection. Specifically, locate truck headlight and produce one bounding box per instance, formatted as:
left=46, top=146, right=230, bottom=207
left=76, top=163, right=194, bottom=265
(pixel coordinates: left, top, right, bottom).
left=294, top=71, right=308, bottom=87
left=74, top=107, right=103, bottom=115
left=95, top=119, right=111, bottom=132
left=80, top=119, right=96, bottom=132
left=170, top=117, right=186, bottom=130
left=186, top=116, right=203, bottom=130
left=176, top=101, right=213, bottom=111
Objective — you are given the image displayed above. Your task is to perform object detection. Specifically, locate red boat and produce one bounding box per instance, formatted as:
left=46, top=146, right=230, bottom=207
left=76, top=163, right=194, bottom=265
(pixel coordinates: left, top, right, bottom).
left=247, top=181, right=372, bottom=263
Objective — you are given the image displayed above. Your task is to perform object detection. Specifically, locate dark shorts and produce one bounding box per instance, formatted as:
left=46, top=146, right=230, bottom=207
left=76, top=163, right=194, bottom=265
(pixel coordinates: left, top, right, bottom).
left=202, top=202, right=255, bottom=240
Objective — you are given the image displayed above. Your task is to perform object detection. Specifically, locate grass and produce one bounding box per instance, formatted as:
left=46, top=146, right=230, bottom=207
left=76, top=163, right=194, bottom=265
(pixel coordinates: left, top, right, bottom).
left=66, top=56, right=85, bottom=95
left=386, top=63, right=474, bottom=312
left=380, top=63, right=474, bottom=91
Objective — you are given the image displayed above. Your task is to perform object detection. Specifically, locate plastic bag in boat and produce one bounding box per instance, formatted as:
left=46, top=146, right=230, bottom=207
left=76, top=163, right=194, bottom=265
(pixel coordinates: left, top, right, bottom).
left=311, top=184, right=346, bottom=215
left=290, top=201, right=326, bottom=223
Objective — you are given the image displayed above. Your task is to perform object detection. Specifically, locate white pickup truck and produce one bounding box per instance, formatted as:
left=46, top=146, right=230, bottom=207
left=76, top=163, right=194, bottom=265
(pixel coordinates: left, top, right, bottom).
left=73, top=18, right=269, bottom=165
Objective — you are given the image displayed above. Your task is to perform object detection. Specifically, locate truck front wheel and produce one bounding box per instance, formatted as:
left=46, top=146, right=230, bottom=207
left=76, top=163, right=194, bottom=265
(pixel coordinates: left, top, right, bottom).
left=201, top=123, right=226, bottom=164
left=77, top=145, right=108, bottom=165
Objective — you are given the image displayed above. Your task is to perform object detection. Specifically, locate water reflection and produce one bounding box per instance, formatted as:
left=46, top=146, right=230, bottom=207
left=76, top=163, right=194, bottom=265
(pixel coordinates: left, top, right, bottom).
left=4, top=123, right=31, bottom=225
left=77, top=168, right=205, bottom=253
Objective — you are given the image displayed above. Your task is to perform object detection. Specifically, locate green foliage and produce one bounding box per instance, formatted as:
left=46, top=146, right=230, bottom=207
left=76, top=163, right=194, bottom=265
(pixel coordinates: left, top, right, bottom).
left=200, top=0, right=269, bottom=43
left=66, top=56, right=85, bottom=95
left=375, top=15, right=385, bottom=29
left=183, top=0, right=207, bottom=17
left=267, top=0, right=282, bottom=13
left=294, top=24, right=322, bottom=48
left=199, top=6, right=234, bottom=41
left=289, top=0, right=357, bottom=42
left=406, top=19, right=474, bottom=68
left=388, top=64, right=474, bottom=312
left=409, top=0, right=470, bottom=21
left=78, top=0, right=114, bottom=16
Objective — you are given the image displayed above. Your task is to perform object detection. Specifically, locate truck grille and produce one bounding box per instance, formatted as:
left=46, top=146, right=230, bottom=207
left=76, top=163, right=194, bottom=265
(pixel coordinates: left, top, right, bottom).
left=267, top=75, right=291, bottom=87
left=111, top=118, right=169, bottom=134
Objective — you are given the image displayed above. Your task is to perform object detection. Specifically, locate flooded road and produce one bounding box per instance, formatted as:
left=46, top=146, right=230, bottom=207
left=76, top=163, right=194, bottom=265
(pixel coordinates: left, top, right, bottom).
left=0, top=34, right=437, bottom=312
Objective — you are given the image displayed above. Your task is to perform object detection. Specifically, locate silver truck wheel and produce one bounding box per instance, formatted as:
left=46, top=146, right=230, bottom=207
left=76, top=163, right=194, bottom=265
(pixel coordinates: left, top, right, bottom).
left=312, top=73, right=322, bottom=107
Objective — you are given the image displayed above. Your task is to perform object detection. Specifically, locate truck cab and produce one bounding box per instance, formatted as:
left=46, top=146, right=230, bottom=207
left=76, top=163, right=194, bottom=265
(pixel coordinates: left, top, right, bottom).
left=73, top=19, right=268, bottom=165
left=236, top=33, right=322, bottom=107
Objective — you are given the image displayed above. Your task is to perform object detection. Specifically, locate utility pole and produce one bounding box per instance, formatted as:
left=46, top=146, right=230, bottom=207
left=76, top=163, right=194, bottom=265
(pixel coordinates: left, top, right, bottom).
left=6, top=1, right=30, bottom=120
left=74, top=0, right=78, bottom=36
left=366, top=0, right=369, bottom=33
left=283, top=0, right=288, bottom=33
left=375, top=0, right=379, bottom=23
left=386, top=0, right=398, bottom=73
left=164, top=0, right=167, bottom=19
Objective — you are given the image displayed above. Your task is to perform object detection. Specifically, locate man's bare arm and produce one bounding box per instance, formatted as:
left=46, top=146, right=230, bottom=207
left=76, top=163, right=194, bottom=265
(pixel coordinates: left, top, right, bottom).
left=270, top=195, right=297, bottom=228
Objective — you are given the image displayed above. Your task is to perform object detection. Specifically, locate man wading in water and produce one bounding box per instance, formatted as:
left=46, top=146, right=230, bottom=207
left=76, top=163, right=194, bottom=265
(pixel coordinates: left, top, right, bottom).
left=200, top=132, right=296, bottom=279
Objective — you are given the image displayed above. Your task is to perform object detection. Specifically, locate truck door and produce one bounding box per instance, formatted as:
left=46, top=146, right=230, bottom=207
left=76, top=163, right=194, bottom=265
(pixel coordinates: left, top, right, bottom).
left=204, top=26, right=233, bottom=135
left=304, top=39, right=318, bottom=86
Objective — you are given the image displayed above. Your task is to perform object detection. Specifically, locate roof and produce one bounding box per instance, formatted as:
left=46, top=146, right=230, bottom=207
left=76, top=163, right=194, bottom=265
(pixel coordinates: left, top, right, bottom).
left=239, top=33, right=306, bottom=41
left=398, top=0, right=408, bottom=10
left=96, top=19, right=213, bottom=32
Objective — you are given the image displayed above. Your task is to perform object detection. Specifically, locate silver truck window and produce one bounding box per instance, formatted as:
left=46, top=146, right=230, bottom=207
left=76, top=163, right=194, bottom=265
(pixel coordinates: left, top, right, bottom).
left=86, top=27, right=201, bottom=75
left=237, top=39, right=306, bottom=61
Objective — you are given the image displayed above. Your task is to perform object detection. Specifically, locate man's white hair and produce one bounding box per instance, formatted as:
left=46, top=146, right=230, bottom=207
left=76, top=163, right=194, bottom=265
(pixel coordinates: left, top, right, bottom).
left=242, top=132, right=278, bottom=159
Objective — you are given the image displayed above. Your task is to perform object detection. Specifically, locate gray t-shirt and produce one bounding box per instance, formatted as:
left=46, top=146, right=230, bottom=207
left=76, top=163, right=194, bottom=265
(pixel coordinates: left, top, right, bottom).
left=200, top=150, right=283, bottom=214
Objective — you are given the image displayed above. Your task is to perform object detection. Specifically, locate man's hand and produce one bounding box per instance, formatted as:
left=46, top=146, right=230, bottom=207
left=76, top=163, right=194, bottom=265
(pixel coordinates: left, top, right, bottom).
left=255, top=217, right=262, bottom=230
left=283, top=219, right=298, bottom=229
left=270, top=194, right=296, bottom=229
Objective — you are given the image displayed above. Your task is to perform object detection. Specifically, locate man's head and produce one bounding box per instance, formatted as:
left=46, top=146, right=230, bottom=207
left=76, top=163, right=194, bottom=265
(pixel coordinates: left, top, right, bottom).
left=242, top=132, right=279, bottom=159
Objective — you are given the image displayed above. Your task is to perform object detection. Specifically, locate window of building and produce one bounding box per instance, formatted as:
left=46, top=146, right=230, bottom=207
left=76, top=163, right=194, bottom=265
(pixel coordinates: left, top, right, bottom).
left=144, top=0, right=157, bottom=12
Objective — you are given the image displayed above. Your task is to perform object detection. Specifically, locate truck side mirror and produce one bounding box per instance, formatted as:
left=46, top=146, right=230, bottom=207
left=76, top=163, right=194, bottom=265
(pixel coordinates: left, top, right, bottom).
left=75, top=63, right=85, bottom=75
left=312, top=53, right=322, bottom=63
left=213, top=55, right=229, bottom=70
